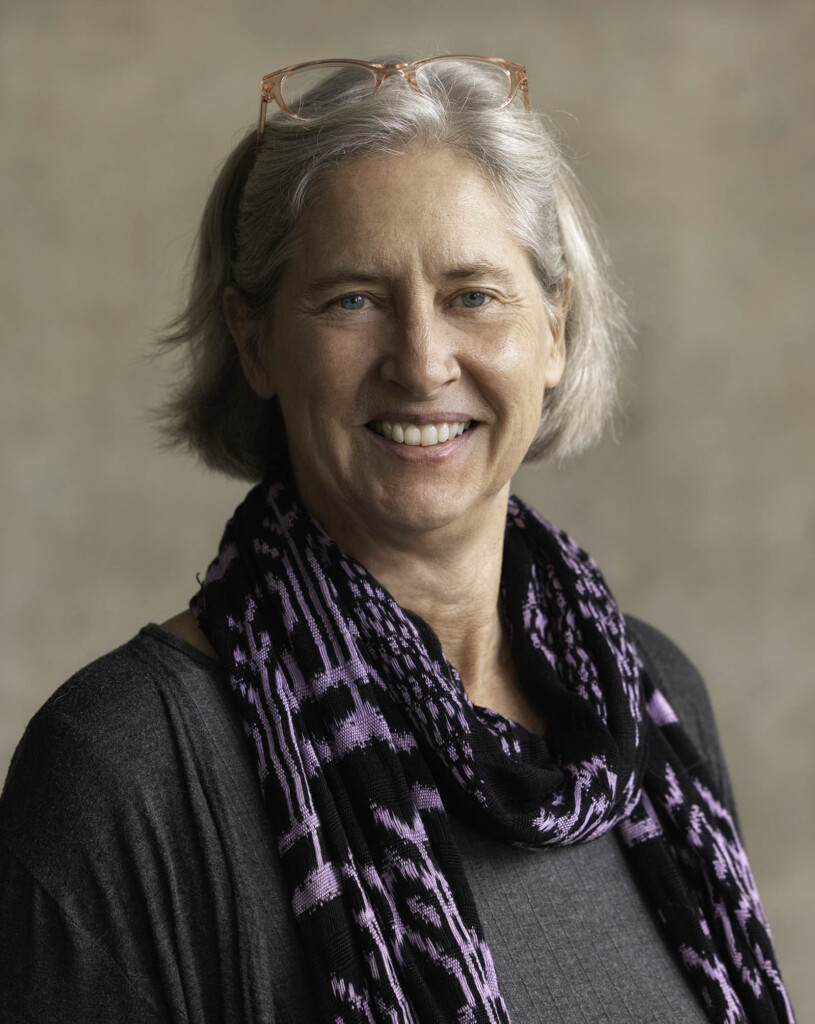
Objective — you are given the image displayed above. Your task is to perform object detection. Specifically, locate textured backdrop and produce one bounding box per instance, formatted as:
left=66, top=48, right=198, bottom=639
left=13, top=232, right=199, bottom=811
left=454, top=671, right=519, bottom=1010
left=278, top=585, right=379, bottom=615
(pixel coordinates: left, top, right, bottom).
left=2, top=0, right=813, bottom=1015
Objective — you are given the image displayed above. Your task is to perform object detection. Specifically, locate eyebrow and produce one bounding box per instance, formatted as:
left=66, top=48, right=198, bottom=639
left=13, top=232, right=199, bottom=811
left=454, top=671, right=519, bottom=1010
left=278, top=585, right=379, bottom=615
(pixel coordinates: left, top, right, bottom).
left=301, top=261, right=517, bottom=299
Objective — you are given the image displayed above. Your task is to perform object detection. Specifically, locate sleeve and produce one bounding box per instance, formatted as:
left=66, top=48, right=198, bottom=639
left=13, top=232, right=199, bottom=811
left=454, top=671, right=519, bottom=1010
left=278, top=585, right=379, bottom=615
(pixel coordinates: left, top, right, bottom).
left=625, top=615, right=741, bottom=832
left=0, top=844, right=167, bottom=1024
left=0, top=644, right=283, bottom=1024
left=0, top=687, right=183, bottom=1024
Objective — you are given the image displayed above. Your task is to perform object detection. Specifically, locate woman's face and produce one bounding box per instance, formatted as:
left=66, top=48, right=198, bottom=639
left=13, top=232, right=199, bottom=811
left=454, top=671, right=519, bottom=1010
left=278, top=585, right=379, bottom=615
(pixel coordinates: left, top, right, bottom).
left=235, top=147, right=565, bottom=551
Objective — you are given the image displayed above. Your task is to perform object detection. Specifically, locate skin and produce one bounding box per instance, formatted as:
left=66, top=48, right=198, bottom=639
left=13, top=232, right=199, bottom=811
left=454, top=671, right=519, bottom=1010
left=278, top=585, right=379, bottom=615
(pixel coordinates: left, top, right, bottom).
left=166, top=146, right=568, bottom=735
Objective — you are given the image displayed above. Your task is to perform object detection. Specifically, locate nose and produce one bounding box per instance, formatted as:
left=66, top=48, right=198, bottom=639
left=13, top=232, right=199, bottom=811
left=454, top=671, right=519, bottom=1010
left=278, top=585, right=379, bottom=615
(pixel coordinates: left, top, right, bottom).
left=379, top=309, right=461, bottom=397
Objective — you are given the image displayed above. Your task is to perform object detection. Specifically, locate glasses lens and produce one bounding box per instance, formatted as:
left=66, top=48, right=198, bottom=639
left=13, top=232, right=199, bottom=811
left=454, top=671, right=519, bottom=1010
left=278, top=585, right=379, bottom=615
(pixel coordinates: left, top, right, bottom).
left=280, top=63, right=377, bottom=119
left=414, top=58, right=513, bottom=110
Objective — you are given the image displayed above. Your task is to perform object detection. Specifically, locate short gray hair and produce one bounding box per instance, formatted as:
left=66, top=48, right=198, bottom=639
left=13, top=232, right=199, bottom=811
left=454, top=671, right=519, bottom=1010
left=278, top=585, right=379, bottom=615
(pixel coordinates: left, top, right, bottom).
left=157, top=59, right=628, bottom=480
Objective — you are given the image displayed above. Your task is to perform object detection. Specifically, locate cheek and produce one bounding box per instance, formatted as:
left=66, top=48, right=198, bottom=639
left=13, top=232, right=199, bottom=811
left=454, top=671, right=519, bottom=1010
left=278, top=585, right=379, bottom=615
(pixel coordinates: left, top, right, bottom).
left=272, top=332, right=373, bottom=430
left=514, top=375, right=548, bottom=445
left=487, top=329, right=550, bottom=427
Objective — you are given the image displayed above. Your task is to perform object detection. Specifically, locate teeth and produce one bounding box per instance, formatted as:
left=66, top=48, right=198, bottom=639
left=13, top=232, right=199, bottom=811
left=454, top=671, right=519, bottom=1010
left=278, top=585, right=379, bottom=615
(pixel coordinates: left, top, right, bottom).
left=371, top=420, right=472, bottom=447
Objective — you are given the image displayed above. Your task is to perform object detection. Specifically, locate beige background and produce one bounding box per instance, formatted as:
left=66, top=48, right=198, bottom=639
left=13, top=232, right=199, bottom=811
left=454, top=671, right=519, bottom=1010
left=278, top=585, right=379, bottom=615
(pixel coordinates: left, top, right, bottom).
left=2, top=0, right=812, bottom=1015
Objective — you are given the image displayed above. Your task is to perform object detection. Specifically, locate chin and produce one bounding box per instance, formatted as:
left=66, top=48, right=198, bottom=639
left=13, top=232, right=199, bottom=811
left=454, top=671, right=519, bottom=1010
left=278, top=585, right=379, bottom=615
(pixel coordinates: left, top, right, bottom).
left=386, top=504, right=468, bottom=536
left=362, top=478, right=498, bottom=538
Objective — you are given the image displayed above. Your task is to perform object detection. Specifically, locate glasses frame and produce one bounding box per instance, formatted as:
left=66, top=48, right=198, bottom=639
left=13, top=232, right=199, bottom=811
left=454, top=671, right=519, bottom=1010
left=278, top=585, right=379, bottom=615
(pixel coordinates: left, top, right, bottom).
left=257, top=54, right=530, bottom=142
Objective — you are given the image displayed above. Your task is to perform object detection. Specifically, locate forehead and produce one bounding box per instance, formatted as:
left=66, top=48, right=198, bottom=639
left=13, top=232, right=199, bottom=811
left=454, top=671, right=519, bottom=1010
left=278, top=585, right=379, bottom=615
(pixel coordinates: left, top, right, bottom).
left=288, top=147, right=529, bottom=278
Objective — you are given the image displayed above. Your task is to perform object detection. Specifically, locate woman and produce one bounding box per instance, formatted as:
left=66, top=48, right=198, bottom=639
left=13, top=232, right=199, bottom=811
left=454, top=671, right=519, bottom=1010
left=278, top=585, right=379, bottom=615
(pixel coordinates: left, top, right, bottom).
left=0, top=56, right=795, bottom=1023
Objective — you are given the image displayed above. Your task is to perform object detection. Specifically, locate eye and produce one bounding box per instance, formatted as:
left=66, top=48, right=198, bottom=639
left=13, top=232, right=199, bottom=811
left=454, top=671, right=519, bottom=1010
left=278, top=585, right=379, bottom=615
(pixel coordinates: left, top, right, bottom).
left=457, top=290, right=491, bottom=309
left=336, top=294, right=368, bottom=311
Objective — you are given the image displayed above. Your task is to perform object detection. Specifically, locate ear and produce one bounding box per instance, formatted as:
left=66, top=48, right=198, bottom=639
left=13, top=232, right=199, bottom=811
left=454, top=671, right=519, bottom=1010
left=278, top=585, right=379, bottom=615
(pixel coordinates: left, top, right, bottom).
left=223, top=286, right=276, bottom=399
left=544, top=271, right=572, bottom=389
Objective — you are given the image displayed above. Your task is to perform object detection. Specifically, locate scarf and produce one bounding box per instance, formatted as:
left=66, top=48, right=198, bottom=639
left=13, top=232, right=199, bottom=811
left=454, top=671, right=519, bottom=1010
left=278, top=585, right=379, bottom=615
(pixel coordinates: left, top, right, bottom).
left=192, top=465, right=794, bottom=1024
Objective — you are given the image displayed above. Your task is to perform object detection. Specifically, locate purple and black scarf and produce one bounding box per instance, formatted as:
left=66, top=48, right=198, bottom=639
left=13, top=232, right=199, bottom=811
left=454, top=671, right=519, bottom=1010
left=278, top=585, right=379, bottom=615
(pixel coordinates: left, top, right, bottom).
left=192, top=464, right=794, bottom=1024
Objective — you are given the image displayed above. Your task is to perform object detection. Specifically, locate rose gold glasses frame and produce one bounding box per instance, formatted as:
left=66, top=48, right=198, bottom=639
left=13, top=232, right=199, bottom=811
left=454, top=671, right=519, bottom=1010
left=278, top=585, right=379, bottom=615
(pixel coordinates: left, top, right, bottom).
left=257, top=55, right=530, bottom=142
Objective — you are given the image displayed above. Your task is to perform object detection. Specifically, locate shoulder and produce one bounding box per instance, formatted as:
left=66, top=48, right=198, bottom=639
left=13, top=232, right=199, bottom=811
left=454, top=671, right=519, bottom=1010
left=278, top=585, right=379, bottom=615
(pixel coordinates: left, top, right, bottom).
left=0, top=629, right=289, bottom=1021
left=3, top=626, right=223, bottom=792
left=0, top=627, right=247, bottom=890
left=624, top=614, right=739, bottom=823
left=625, top=616, right=705, bottom=698
left=624, top=615, right=712, bottom=730
left=161, top=608, right=219, bottom=661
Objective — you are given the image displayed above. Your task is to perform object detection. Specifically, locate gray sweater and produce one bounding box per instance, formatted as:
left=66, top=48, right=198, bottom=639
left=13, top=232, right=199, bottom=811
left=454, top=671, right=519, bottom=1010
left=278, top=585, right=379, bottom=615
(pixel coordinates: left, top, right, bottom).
left=0, top=618, right=737, bottom=1023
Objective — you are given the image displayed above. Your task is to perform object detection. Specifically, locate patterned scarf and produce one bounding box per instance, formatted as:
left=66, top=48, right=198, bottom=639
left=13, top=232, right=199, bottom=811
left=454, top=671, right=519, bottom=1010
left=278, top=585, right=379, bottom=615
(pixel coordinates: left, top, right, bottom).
left=192, top=466, right=794, bottom=1024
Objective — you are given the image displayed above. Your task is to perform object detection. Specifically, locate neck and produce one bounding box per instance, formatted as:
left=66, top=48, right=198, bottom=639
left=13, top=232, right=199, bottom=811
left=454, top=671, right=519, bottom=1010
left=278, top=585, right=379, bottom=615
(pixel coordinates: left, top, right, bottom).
left=368, top=525, right=510, bottom=695
left=310, top=483, right=512, bottom=701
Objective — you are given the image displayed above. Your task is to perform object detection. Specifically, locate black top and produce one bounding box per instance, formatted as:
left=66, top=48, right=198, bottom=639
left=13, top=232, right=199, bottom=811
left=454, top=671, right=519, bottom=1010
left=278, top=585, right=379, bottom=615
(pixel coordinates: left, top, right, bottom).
left=0, top=618, right=736, bottom=1023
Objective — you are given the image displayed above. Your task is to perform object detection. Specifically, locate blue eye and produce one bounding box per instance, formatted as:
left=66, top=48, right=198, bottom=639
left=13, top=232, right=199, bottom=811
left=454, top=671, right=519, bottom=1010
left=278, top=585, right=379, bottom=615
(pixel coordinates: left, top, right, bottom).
left=338, top=294, right=367, bottom=310
left=460, top=291, right=489, bottom=308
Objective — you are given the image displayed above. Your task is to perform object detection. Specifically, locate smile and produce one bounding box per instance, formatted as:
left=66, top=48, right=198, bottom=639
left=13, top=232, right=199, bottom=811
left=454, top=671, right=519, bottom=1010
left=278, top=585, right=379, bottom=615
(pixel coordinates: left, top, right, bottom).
left=368, top=420, right=474, bottom=447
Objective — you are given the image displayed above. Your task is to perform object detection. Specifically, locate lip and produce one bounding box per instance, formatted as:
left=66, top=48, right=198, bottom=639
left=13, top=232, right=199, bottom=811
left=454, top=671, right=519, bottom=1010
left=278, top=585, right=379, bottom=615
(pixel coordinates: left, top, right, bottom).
left=366, top=413, right=476, bottom=426
left=364, top=422, right=478, bottom=462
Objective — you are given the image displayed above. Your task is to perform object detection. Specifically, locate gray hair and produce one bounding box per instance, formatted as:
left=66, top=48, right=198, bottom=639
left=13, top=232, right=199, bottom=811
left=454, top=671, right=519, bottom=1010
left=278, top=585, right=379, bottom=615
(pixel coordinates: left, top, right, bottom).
left=157, top=59, right=628, bottom=480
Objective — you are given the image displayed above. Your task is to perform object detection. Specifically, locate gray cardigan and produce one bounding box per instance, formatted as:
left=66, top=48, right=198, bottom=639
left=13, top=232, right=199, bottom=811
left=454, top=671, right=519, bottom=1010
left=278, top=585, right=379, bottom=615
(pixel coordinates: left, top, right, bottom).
left=0, top=618, right=736, bottom=1023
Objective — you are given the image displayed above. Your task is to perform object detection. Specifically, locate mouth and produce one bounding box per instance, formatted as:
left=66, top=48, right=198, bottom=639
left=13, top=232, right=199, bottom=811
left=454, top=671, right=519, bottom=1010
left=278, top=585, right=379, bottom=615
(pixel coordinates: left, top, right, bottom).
left=366, top=419, right=475, bottom=448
